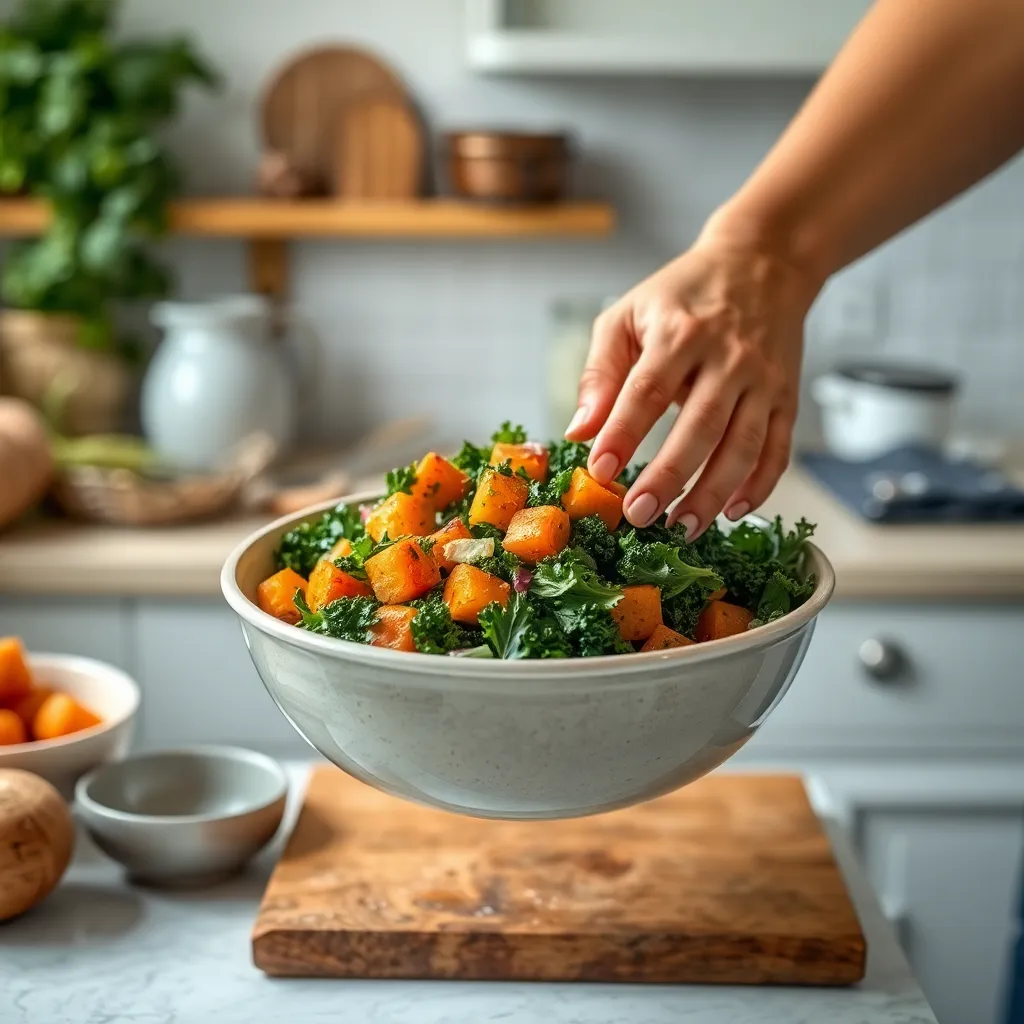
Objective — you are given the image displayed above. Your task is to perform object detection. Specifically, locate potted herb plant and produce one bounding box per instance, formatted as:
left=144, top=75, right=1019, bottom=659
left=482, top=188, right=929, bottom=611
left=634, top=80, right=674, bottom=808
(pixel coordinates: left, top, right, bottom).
left=0, top=0, right=217, bottom=434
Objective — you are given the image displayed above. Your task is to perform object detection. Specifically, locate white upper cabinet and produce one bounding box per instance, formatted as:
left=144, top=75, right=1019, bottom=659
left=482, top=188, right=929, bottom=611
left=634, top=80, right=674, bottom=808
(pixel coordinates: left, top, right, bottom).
left=465, top=0, right=873, bottom=75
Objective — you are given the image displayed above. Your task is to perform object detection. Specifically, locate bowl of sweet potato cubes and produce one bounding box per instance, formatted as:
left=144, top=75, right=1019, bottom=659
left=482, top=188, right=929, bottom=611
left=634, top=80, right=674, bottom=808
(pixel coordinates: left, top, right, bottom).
left=223, top=424, right=833, bottom=819
left=0, top=638, right=139, bottom=797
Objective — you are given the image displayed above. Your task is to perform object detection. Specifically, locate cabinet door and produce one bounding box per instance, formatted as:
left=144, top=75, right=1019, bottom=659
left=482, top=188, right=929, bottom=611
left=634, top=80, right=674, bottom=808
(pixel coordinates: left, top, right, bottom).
left=0, top=598, right=131, bottom=668
left=858, top=807, right=1024, bottom=1024
left=133, top=601, right=306, bottom=754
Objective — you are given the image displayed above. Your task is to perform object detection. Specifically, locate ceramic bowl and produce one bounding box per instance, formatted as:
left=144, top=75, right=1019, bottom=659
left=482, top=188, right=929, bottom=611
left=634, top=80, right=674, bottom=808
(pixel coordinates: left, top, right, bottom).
left=222, top=494, right=835, bottom=820
left=0, top=654, right=140, bottom=799
left=75, top=746, right=287, bottom=887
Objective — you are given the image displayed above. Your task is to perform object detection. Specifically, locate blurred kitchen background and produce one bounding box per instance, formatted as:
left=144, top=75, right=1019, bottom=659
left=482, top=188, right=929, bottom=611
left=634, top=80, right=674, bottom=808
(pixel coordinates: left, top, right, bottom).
left=1, top=3, right=1023, bottom=1024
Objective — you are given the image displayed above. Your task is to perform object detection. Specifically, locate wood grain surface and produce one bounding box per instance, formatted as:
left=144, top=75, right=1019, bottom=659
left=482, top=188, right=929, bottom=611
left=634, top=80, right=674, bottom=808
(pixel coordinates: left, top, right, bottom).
left=261, top=47, right=406, bottom=194
left=252, top=768, right=867, bottom=984
left=334, top=95, right=424, bottom=199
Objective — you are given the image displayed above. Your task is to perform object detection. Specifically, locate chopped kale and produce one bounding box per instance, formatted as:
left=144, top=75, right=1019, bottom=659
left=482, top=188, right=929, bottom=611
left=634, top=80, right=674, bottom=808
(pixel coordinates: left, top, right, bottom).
left=409, top=594, right=473, bottom=655
left=294, top=593, right=379, bottom=643
left=384, top=463, right=418, bottom=497
left=275, top=503, right=364, bottom=576
left=491, top=421, right=527, bottom=445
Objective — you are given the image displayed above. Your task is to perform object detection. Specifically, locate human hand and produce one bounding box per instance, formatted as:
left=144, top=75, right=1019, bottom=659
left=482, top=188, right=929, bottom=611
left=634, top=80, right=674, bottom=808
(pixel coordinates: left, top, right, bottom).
left=565, top=229, right=820, bottom=539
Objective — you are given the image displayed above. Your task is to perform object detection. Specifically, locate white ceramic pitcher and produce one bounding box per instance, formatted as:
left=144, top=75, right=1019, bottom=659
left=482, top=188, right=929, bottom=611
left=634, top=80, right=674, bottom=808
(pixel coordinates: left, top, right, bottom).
left=141, top=295, right=318, bottom=471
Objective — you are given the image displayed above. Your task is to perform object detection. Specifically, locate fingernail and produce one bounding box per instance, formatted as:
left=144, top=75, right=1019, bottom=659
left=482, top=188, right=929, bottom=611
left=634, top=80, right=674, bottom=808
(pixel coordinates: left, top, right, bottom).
left=565, top=406, right=589, bottom=438
left=625, top=492, right=660, bottom=528
left=589, top=451, right=619, bottom=484
left=677, top=513, right=700, bottom=541
left=725, top=501, right=750, bottom=521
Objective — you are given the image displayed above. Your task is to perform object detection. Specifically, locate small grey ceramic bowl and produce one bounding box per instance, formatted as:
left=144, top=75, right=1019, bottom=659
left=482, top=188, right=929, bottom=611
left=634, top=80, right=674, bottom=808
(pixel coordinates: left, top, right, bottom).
left=75, top=746, right=287, bottom=887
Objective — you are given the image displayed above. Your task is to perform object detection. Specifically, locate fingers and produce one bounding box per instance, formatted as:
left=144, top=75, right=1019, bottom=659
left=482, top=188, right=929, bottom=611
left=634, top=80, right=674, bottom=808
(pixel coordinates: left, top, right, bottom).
left=723, top=407, right=794, bottom=518
left=622, top=370, right=742, bottom=528
left=586, top=321, right=702, bottom=485
left=563, top=305, right=632, bottom=442
left=667, top=394, right=772, bottom=537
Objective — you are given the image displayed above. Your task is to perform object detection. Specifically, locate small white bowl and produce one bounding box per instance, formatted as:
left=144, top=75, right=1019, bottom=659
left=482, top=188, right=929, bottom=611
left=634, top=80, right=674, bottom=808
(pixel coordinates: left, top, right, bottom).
left=0, top=654, right=140, bottom=799
left=76, top=746, right=288, bottom=888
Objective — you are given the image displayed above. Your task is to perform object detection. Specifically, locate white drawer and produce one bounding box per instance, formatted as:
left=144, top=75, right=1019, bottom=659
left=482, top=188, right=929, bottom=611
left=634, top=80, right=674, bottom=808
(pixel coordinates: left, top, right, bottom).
left=751, top=602, right=1024, bottom=754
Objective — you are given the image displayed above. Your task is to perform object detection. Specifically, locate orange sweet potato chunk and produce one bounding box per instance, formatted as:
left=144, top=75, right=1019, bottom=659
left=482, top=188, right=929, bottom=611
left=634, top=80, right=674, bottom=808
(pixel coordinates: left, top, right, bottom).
left=365, top=492, right=436, bottom=543
left=641, top=624, right=695, bottom=652
left=443, top=563, right=510, bottom=626
left=695, top=600, right=754, bottom=643
left=502, top=505, right=570, bottom=563
left=490, top=442, right=549, bottom=482
left=369, top=605, right=418, bottom=652
left=0, top=637, right=33, bottom=705
left=606, top=479, right=628, bottom=498
left=33, top=692, right=101, bottom=741
left=412, top=452, right=470, bottom=510
left=610, top=584, right=663, bottom=643
left=323, top=537, right=353, bottom=562
left=468, top=468, right=529, bottom=532
left=0, top=709, right=26, bottom=746
left=561, top=467, right=623, bottom=531
left=307, top=560, right=373, bottom=611
left=12, top=686, right=53, bottom=729
left=365, top=538, right=441, bottom=605
left=256, top=569, right=308, bottom=625
left=428, top=517, right=473, bottom=574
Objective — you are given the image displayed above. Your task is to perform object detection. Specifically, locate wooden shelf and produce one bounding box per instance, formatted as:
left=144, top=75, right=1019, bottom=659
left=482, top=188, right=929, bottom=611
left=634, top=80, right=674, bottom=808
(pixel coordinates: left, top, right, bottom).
left=0, top=197, right=614, bottom=238
left=0, top=197, right=614, bottom=299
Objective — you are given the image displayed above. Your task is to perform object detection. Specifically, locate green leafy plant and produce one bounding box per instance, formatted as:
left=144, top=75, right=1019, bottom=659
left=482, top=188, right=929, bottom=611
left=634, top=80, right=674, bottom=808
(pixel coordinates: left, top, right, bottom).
left=0, top=0, right=218, bottom=352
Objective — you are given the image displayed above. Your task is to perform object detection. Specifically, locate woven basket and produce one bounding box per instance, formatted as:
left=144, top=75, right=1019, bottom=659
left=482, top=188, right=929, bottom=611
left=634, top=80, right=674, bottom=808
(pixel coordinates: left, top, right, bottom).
left=52, top=432, right=277, bottom=527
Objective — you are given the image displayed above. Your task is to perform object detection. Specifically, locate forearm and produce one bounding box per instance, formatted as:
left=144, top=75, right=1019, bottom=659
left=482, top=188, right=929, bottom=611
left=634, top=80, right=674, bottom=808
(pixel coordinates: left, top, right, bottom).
left=705, top=0, right=1024, bottom=284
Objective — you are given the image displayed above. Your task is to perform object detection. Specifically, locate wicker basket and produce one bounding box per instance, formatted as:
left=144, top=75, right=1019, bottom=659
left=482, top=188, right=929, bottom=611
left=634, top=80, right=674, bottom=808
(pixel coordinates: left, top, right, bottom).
left=52, top=432, right=277, bottom=527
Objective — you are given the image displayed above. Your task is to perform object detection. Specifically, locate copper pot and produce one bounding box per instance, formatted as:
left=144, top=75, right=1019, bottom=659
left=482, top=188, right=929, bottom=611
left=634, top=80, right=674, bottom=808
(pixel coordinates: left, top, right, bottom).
left=445, top=131, right=570, bottom=204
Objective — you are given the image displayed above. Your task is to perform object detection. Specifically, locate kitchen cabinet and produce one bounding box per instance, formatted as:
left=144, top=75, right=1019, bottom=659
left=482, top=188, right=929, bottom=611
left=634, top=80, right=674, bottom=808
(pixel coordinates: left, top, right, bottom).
left=466, top=0, right=872, bottom=76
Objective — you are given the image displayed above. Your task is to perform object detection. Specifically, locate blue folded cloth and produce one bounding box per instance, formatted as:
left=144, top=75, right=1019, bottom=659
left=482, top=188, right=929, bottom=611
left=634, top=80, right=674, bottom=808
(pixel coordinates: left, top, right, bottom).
left=799, top=446, right=1024, bottom=524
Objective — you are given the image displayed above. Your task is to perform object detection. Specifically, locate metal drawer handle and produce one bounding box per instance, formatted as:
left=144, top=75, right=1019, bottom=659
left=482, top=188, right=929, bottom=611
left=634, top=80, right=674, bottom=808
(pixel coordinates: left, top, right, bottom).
left=858, top=637, right=906, bottom=681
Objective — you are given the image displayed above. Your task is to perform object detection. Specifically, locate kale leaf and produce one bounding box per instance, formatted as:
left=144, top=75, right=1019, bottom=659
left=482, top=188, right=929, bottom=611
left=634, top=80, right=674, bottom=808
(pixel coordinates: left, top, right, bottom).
left=275, top=503, right=364, bottom=576
left=546, top=439, right=591, bottom=476
left=476, top=548, right=520, bottom=583
left=617, top=530, right=723, bottom=600
left=491, top=421, right=527, bottom=445
left=531, top=548, right=622, bottom=609
left=560, top=604, right=632, bottom=657
left=750, top=571, right=816, bottom=627
left=294, top=593, right=379, bottom=643
left=450, top=440, right=491, bottom=480
left=331, top=533, right=375, bottom=581
left=617, top=461, right=648, bottom=488
left=479, top=593, right=572, bottom=659
left=569, top=515, right=619, bottom=577
left=410, top=594, right=474, bottom=655
left=527, top=466, right=573, bottom=508
left=385, top=463, right=418, bottom=497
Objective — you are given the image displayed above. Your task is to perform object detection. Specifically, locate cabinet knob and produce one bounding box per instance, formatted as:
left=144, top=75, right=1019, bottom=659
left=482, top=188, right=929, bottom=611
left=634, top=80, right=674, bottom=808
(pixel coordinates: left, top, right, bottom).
left=858, top=637, right=906, bottom=681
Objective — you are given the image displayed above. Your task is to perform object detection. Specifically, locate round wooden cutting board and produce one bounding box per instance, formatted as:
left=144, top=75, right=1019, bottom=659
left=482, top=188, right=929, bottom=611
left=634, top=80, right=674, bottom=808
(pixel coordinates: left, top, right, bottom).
left=260, top=46, right=407, bottom=195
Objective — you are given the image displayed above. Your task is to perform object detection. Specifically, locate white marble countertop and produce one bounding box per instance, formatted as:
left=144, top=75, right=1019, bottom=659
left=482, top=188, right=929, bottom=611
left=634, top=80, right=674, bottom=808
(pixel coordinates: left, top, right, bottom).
left=1, top=765, right=937, bottom=1024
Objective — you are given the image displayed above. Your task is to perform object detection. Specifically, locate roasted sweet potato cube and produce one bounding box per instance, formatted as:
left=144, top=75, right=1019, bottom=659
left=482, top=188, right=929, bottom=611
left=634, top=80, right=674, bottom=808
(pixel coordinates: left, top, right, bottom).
left=365, top=492, right=435, bottom=542
left=641, top=623, right=695, bottom=652
left=561, top=467, right=623, bottom=531
left=607, top=479, right=628, bottom=498
left=695, top=600, right=753, bottom=643
left=413, top=452, right=470, bottom=510
left=501, top=505, right=570, bottom=563
left=610, top=584, right=663, bottom=643
left=307, top=559, right=373, bottom=611
left=33, top=692, right=101, bottom=741
left=0, top=637, right=33, bottom=704
left=365, top=538, right=441, bottom=604
left=468, top=468, right=529, bottom=532
left=369, top=605, right=418, bottom=652
left=489, top=442, right=549, bottom=482
left=428, top=517, right=473, bottom=573
left=322, top=537, right=353, bottom=562
left=256, top=568, right=308, bottom=624
left=443, top=563, right=510, bottom=626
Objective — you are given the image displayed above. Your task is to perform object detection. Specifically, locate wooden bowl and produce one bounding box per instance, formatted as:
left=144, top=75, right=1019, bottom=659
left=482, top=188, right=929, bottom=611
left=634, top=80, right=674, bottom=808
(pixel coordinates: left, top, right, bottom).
left=444, top=131, right=570, bottom=204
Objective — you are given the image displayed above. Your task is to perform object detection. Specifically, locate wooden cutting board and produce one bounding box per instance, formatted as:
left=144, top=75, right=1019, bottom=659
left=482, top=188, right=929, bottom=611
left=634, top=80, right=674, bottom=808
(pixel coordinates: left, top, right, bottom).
left=334, top=94, right=424, bottom=199
left=252, top=768, right=866, bottom=984
left=261, top=46, right=407, bottom=194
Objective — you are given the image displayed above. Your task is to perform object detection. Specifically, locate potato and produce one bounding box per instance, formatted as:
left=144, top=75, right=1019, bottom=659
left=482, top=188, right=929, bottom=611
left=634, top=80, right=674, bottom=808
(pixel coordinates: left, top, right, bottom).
left=641, top=624, right=695, bottom=652
left=365, top=492, right=435, bottom=542
left=369, top=605, right=418, bottom=652
left=489, top=442, right=549, bottom=482
left=364, top=538, right=441, bottom=605
left=610, top=585, right=663, bottom=643
left=443, top=564, right=510, bottom=626
left=468, top=468, right=529, bottom=532
left=306, top=560, right=373, bottom=612
left=256, top=568, right=308, bottom=624
left=412, top=452, right=470, bottom=510
left=501, top=505, right=570, bottom=563
left=695, top=600, right=753, bottom=643
left=561, top=467, right=623, bottom=531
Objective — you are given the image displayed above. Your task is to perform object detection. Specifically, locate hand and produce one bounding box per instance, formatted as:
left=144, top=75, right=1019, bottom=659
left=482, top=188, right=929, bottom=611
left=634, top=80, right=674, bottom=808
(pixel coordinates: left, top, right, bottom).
left=565, top=229, right=819, bottom=539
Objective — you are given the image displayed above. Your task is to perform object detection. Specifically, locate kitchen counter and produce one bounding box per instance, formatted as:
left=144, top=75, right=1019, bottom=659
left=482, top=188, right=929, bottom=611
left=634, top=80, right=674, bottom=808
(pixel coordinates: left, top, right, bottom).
left=1, top=466, right=1022, bottom=599
left=2, top=764, right=937, bottom=1024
